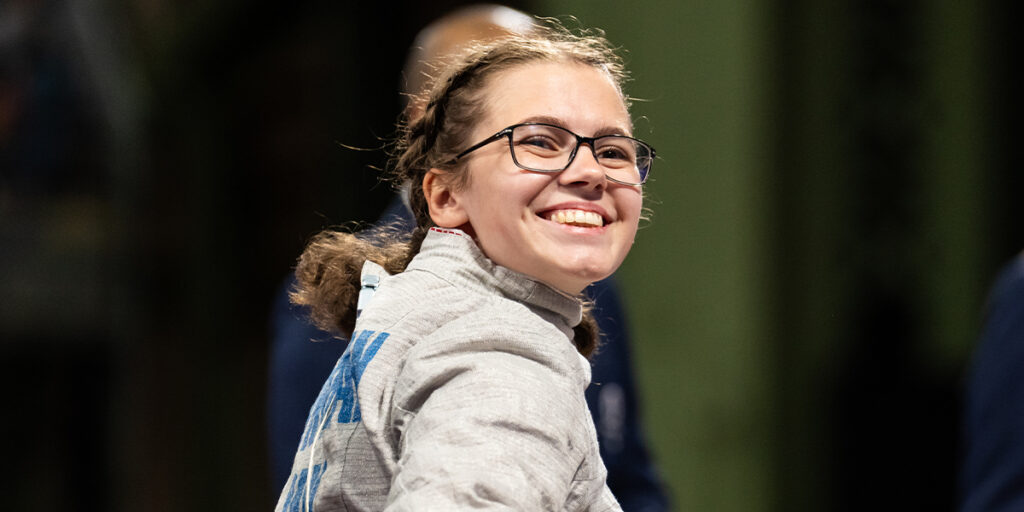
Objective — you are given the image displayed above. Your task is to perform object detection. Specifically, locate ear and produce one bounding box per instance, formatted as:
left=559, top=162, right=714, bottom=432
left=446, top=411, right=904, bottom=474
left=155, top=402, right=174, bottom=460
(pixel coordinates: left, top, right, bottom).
left=422, top=169, right=470, bottom=228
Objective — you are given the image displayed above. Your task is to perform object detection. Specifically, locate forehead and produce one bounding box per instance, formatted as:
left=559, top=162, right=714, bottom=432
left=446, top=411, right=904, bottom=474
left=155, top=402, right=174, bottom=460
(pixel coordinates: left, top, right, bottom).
left=478, top=60, right=632, bottom=135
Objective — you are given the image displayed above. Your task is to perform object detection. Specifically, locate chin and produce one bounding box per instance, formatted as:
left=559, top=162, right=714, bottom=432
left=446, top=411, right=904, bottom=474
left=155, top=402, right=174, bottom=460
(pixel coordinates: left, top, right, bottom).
left=558, top=264, right=615, bottom=293
left=572, top=253, right=619, bottom=277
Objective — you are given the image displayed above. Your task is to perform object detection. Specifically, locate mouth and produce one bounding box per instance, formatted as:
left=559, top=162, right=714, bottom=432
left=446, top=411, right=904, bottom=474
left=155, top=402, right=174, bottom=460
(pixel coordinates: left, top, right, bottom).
left=541, top=208, right=606, bottom=228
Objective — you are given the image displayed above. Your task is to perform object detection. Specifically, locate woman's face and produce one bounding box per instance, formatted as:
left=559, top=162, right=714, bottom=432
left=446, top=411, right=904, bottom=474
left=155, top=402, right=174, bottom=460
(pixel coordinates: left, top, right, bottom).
left=444, top=61, right=643, bottom=295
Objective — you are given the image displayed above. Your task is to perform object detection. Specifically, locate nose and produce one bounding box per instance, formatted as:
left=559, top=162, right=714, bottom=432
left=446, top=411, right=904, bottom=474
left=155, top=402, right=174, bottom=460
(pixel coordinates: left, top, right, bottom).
left=558, top=143, right=606, bottom=191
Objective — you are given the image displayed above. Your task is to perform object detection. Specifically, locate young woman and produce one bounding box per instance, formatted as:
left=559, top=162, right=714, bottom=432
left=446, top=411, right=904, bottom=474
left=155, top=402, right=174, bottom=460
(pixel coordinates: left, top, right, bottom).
left=276, top=20, right=655, bottom=511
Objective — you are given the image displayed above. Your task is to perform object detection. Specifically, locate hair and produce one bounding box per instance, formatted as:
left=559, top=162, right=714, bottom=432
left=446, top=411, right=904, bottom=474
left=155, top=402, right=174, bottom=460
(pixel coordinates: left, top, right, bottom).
left=292, top=19, right=630, bottom=358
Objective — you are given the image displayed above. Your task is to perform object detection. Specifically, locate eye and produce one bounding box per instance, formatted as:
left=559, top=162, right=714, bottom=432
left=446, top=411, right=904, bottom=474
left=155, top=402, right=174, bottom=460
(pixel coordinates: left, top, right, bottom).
left=517, top=135, right=562, bottom=152
left=595, top=141, right=636, bottom=164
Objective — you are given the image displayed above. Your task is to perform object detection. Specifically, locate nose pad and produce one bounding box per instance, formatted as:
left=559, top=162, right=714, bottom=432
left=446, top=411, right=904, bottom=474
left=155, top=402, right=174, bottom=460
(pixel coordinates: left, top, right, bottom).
left=559, top=144, right=606, bottom=189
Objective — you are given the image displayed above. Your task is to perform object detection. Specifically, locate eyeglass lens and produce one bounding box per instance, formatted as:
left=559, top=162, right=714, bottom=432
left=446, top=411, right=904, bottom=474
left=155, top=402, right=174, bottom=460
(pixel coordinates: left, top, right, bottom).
left=510, top=125, right=651, bottom=184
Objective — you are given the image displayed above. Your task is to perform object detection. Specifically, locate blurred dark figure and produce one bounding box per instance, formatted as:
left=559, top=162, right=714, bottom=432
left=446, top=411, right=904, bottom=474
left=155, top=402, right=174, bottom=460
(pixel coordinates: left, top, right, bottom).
left=1, top=1, right=118, bottom=511
left=0, top=0, right=105, bottom=198
left=266, top=5, right=670, bottom=511
left=961, top=252, right=1024, bottom=512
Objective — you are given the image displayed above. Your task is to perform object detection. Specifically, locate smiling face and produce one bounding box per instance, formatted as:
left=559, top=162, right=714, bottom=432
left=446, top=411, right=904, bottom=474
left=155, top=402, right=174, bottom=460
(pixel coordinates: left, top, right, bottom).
left=429, top=60, right=643, bottom=295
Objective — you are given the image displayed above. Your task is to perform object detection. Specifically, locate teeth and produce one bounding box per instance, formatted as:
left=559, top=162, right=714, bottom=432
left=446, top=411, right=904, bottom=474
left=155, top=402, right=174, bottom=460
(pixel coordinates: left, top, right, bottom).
left=547, top=209, right=604, bottom=227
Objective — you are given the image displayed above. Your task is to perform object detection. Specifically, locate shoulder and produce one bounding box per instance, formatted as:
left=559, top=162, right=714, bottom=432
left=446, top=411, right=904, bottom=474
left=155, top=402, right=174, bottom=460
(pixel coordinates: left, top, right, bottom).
left=415, top=296, right=580, bottom=371
left=355, top=265, right=587, bottom=404
left=975, top=254, right=1024, bottom=358
left=363, top=267, right=577, bottom=354
left=354, top=268, right=470, bottom=334
left=394, top=299, right=587, bottom=407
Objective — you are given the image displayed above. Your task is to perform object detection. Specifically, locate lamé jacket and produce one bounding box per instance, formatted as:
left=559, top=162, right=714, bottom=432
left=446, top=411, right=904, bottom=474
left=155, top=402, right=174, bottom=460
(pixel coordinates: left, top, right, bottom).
left=275, top=227, right=622, bottom=512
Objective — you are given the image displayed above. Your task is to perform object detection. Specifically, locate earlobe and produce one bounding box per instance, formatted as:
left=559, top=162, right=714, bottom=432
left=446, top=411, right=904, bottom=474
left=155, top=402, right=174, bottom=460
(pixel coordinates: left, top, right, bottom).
left=422, top=169, right=470, bottom=228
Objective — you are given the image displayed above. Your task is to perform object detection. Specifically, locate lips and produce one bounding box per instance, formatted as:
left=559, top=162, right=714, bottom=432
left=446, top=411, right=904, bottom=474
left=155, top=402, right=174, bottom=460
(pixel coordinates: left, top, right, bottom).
left=545, top=208, right=605, bottom=227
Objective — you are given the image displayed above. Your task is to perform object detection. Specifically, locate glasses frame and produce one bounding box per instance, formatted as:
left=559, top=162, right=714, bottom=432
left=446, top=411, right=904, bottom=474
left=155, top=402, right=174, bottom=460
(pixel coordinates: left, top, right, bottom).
left=449, top=122, right=655, bottom=185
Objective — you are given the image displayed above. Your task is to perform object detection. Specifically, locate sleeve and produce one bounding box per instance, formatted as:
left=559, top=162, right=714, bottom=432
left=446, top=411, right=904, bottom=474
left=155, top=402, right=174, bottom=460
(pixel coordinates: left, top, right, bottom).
left=385, top=326, right=594, bottom=511
left=960, top=255, right=1024, bottom=512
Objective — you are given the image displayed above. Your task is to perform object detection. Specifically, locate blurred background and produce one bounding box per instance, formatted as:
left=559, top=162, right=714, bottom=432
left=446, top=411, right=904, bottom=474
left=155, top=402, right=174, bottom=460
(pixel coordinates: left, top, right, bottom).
left=1, top=0, right=1021, bottom=510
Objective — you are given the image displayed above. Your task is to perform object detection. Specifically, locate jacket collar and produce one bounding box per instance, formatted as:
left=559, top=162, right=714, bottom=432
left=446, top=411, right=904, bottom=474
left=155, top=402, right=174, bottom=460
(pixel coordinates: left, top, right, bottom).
left=407, top=227, right=584, bottom=328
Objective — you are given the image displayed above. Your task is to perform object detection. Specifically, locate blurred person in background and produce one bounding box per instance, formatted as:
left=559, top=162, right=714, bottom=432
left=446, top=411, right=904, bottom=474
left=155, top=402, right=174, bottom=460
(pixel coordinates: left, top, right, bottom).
left=961, top=252, right=1024, bottom=512
left=267, top=4, right=668, bottom=510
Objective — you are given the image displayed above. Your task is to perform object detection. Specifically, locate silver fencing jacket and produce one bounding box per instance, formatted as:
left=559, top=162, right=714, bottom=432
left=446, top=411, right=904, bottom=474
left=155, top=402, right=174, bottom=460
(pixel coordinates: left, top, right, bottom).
left=276, top=227, right=621, bottom=512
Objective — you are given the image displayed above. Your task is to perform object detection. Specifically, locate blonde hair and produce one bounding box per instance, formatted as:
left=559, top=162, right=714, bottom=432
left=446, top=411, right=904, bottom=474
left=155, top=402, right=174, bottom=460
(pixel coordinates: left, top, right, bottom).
left=292, top=20, right=629, bottom=357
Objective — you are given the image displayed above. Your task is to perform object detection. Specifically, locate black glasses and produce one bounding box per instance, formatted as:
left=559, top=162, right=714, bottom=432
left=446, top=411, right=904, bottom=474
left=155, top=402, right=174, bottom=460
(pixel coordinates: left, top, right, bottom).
left=450, top=123, right=655, bottom=186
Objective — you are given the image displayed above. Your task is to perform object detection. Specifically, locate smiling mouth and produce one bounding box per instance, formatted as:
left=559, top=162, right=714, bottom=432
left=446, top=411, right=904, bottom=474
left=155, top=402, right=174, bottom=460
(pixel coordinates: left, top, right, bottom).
left=545, top=209, right=605, bottom=227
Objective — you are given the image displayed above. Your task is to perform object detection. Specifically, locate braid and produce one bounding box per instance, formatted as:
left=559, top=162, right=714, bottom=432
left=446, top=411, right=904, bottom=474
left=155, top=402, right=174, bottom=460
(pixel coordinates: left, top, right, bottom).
left=290, top=227, right=412, bottom=337
left=574, top=309, right=601, bottom=358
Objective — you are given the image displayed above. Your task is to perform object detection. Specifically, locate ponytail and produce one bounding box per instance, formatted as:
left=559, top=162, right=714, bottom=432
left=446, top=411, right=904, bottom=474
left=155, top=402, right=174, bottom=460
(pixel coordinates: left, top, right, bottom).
left=290, top=226, right=427, bottom=338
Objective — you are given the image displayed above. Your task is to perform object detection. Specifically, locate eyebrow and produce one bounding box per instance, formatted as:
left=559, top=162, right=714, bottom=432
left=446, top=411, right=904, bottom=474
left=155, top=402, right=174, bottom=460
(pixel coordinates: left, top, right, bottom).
left=516, top=115, right=632, bottom=138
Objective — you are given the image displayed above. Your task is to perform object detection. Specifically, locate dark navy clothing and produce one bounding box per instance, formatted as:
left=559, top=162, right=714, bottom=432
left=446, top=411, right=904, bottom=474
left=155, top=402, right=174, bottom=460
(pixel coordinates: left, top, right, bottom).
left=268, top=202, right=670, bottom=511
left=961, top=254, right=1024, bottom=512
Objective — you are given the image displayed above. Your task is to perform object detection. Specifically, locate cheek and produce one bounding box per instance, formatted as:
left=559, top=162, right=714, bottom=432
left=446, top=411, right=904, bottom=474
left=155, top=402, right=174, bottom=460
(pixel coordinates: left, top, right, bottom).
left=482, top=173, right=553, bottom=216
left=617, top=189, right=645, bottom=225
